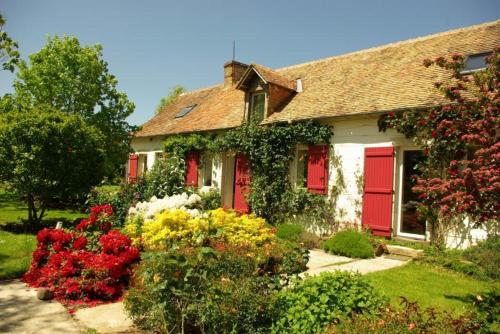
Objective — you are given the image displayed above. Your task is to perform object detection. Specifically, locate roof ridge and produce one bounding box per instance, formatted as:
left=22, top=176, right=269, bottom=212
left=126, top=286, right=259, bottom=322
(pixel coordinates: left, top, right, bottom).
left=276, top=19, right=500, bottom=72
left=179, top=83, right=222, bottom=96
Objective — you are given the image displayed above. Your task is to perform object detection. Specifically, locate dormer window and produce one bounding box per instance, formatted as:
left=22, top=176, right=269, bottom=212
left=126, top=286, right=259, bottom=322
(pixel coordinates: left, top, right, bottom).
left=461, top=52, right=491, bottom=74
left=249, top=92, right=265, bottom=121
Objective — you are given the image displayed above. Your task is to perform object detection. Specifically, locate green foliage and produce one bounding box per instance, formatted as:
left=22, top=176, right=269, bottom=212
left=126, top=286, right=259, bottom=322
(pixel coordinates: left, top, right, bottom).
left=12, top=35, right=135, bottom=177
left=199, top=189, right=221, bottom=211
left=0, top=13, right=20, bottom=72
left=0, top=106, right=105, bottom=224
left=472, top=289, right=500, bottom=332
left=85, top=180, right=146, bottom=228
left=322, top=229, right=374, bottom=259
left=143, top=153, right=186, bottom=200
left=271, top=271, right=385, bottom=334
left=276, top=223, right=304, bottom=241
left=215, top=119, right=332, bottom=223
left=419, top=236, right=500, bottom=281
left=276, top=223, right=320, bottom=249
left=156, top=85, right=185, bottom=113
left=163, top=133, right=215, bottom=157
left=125, top=241, right=308, bottom=333
left=329, top=297, right=482, bottom=334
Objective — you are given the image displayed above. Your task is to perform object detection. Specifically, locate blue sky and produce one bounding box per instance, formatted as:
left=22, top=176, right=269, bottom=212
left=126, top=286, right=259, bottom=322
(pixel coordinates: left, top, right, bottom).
left=1, top=0, right=499, bottom=125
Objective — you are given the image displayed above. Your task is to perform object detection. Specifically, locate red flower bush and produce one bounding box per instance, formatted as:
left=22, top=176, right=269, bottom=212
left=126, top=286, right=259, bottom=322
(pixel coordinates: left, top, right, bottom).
left=23, top=204, right=140, bottom=306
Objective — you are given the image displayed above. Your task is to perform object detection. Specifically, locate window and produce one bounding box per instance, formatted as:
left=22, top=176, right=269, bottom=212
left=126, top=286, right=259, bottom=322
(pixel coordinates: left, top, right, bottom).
left=296, top=148, right=308, bottom=187
left=201, top=153, right=213, bottom=186
left=175, top=104, right=197, bottom=118
left=249, top=92, right=265, bottom=121
left=462, top=52, right=491, bottom=74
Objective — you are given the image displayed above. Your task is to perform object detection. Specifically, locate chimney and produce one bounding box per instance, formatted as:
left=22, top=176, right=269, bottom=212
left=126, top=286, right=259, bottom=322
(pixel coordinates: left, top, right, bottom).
left=224, top=60, right=248, bottom=88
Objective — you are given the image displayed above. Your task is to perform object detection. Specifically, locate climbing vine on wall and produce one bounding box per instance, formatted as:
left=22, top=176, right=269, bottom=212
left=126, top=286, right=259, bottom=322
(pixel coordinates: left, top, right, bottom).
left=215, top=118, right=332, bottom=223
left=163, top=133, right=216, bottom=157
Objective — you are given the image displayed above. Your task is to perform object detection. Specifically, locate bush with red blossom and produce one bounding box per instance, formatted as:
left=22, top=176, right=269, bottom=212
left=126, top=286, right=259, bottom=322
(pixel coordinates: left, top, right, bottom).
left=23, top=204, right=140, bottom=306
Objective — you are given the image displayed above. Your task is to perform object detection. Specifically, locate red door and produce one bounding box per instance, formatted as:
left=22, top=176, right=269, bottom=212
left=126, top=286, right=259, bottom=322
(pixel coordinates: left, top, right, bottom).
left=128, top=154, right=139, bottom=183
left=185, top=151, right=199, bottom=187
left=233, top=153, right=251, bottom=213
left=361, top=147, right=394, bottom=237
left=307, top=145, right=329, bottom=195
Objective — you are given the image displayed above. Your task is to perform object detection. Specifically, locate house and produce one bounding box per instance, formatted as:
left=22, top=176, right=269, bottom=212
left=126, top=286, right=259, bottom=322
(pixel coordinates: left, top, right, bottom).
left=129, top=20, right=499, bottom=246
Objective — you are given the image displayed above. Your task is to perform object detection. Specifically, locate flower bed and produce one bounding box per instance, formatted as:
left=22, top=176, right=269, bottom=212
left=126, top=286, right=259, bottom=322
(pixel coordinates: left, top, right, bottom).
left=23, top=204, right=140, bottom=306
left=124, top=206, right=276, bottom=251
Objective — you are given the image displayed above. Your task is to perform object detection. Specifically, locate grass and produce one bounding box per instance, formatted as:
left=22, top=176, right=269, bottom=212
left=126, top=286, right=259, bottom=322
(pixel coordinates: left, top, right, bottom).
left=0, top=230, right=36, bottom=280
left=0, top=186, right=84, bottom=226
left=0, top=185, right=86, bottom=280
left=365, top=261, right=499, bottom=314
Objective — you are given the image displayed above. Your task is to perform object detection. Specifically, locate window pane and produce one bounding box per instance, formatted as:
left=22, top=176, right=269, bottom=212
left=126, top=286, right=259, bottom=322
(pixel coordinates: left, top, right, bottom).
left=251, top=93, right=265, bottom=121
left=464, top=53, right=490, bottom=72
left=401, top=150, right=426, bottom=235
left=296, top=149, right=308, bottom=187
left=203, top=154, right=213, bottom=186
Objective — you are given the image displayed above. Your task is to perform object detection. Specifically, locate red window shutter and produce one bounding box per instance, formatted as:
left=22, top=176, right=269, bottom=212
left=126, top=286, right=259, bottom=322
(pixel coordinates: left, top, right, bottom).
left=128, top=154, right=139, bottom=183
left=185, top=151, right=199, bottom=187
left=307, top=145, right=329, bottom=195
left=361, top=147, right=394, bottom=237
left=233, top=153, right=251, bottom=213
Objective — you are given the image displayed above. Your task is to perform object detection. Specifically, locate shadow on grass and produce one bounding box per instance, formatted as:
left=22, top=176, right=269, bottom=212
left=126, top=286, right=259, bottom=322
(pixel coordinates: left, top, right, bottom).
left=0, top=217, right=84, bottom=235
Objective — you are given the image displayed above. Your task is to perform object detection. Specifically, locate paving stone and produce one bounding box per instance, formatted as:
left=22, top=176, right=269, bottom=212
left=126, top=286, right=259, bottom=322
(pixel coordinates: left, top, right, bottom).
left=0, top=280, right=83, bottom=334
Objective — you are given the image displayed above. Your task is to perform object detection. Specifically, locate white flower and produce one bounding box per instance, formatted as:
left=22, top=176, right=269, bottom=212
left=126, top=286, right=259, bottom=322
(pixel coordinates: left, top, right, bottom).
left=126, top=192, right=202, bottom=220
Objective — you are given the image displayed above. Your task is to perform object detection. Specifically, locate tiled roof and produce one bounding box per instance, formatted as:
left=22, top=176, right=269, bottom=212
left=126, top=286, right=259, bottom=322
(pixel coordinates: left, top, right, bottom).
left=134, top=20, right=499, bottom=138
left=134, top=85, right=244, bottom=137
left=239, top=64, right=297, bottom=91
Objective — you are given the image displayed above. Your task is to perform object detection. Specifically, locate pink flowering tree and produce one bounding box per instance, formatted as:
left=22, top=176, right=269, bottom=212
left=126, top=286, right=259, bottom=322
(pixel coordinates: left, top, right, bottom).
left=379, top=48, right=499, bottom=247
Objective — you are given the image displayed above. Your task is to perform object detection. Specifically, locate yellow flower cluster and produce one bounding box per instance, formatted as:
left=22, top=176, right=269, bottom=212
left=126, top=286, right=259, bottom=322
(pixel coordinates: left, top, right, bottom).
left=124, top=208, right=275, bottom=251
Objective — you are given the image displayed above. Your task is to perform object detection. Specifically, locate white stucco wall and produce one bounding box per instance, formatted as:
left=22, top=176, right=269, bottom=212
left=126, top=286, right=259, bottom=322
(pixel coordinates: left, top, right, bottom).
left=319, top=115, right=410, bottom=228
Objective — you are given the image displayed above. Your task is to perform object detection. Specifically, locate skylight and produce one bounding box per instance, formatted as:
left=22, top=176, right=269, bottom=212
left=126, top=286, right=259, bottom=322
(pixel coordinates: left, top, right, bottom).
left=175, top=104, right=197, bottom=118
left=462, top=52, right=491, bottom=73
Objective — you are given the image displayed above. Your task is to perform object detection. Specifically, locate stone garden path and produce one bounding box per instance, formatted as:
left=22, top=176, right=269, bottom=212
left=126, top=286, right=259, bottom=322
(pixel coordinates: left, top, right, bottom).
left=0, top=280, right=84, bottom=334
left=302, top=249, right=410, bottom=277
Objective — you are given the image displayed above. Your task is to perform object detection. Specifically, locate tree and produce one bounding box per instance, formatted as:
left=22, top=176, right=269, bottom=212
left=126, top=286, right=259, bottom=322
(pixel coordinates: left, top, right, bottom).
left=0, top=13, right=20, bottom=72
left=156, top=85, right=185, bottom=113
left=12, top=35, right=135, bottom=177
left=0, top=106, right=106, bottom=224
left=379, top=48, right=499, bottom=247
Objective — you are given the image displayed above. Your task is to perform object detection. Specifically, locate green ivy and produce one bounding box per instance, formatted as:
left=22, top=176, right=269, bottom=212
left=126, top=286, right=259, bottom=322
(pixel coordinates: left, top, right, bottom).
left=163, top=133, right=216, bottom=157
left=214, top=119, right=332, bottom=224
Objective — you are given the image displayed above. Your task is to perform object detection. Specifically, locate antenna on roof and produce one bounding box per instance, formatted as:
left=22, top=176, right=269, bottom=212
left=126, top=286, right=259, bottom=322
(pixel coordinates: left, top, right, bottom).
left=232, top=40, right=235, bottom=61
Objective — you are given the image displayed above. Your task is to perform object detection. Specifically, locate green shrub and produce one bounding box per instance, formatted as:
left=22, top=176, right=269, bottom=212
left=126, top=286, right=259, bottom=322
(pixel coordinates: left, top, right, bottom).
left=143, top=154, right=186, bottom=200
left=198, top=189, right=221, bottom=211
left=276, top=224, right=304, bottom=242
left=329, top=297, right=482, bottom=334
left=125, top=241, right=308, bottom=334
left=419, top=235, right=500, bottom=281
left=276, top=223, right=321, bottom=249
left=463, top=236, right=500, bottom=280
left=271, top=271, right=385, bottom=334
left=322, top=229, right=373, bottom=259
left=85, top=179, right=146, bottom=228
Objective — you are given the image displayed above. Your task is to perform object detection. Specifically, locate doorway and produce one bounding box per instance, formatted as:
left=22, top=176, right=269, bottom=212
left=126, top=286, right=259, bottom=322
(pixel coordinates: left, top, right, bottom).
left=399, top=150, right=426, bottom=236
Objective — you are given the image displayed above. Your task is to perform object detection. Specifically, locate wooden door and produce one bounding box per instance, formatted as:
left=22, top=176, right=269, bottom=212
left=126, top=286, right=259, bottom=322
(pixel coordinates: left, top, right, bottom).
left=361, top=147, right=394, bottom=237
left=233, top=153, right=251, bottom=213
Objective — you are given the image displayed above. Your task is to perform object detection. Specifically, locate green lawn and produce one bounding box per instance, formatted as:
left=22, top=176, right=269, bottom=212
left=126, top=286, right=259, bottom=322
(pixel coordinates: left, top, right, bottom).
left=0, top=186, right=86, bottom=280
left=365, top=261, right=498, bottom=314
left=0, top=187, right=84, bottom=226
left=0, top=230, right=36, bottom=280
